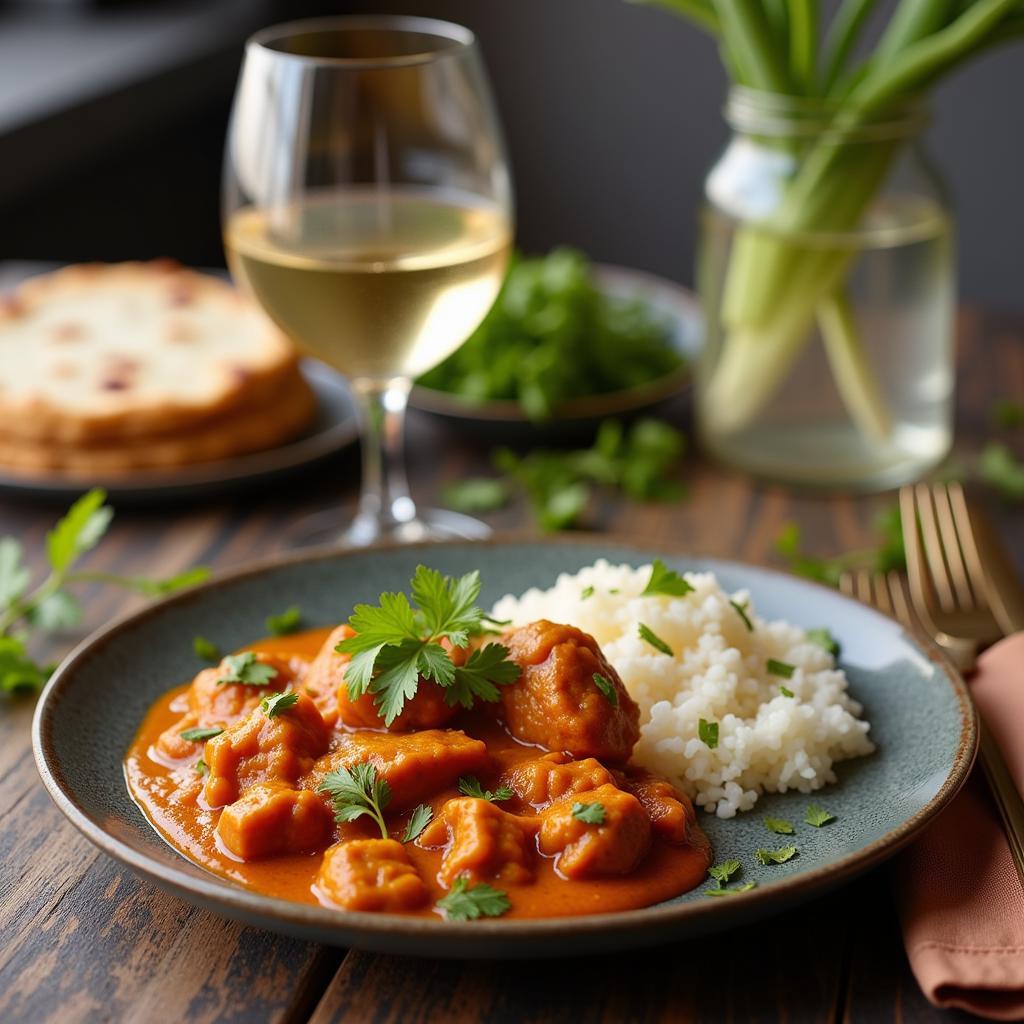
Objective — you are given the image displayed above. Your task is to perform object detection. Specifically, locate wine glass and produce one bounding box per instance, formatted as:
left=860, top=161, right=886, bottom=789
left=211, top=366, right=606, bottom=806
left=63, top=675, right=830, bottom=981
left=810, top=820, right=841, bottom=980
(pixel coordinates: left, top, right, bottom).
left=223, top=16, right=513, bottom=545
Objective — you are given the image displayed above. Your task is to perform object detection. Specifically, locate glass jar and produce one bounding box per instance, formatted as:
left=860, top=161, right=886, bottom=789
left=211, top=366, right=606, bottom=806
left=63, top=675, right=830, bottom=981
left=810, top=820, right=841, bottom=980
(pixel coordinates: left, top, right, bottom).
left=696, top=88, right=955, bottom=490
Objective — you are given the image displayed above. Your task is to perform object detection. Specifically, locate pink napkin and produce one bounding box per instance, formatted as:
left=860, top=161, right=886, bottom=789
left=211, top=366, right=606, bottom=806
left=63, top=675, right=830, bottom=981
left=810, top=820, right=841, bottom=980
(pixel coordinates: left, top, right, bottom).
left=896, top=634, right=1024, bottom=1019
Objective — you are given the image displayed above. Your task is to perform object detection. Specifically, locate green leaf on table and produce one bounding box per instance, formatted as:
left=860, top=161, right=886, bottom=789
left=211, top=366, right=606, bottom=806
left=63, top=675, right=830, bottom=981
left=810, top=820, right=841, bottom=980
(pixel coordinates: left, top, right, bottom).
left=436, top=876, right=510, bottom=921
left=266, top=605, right=302, bottom=636
left=979, top=443, right=1024, bottom=501
left=0, top=636, right=48, bottom=694
left=46, top=489, right=113, bottom=573
left=0, top=538, right=30, bottom=606
left=26, top=590, right=81, bottom=631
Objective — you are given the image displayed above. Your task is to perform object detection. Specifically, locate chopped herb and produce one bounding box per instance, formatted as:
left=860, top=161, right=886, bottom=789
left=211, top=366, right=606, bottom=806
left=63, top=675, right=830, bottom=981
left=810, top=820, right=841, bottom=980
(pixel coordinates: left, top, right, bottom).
left=707, top=859, right=741, bottom=887
left=730, top=599, right=754, bottom=632
left=435, top=875, right=511, bottom=922
left=261, top=691, right=299, bottom=718
left=993, top=399, right=1024, bottom=428
left=609, top=588, right=620, bottom=594
left=193, top=635, right=221, bottom=663
left=194, top=758, right=209, bottom=777
left=755, top=846, right=798, bottom=865
left=767, top=659, right=796, bottom=679
left=638, top=622, right=673, bottom=656
left=180, top=726, right=223, bottom=742
left=217, top=651, right=279, bottom=687
left=698, top=718, right=719, bottom=750
left=592, top=672, right=618, bottom=706
left=704, top=881, right=757, bottom=897
left=807, top=627, right=841, bottom=658
left=580, top=585, right=595, bottom=600
left=805, top=804, right=836, bottom=828
left=318, top=763, right=392, bottom=839
left=642, top=558, right=694, bottom=597
left=265, top=605, right=302, bottom=636
left=571, top=801, right=606, bottom=825
left=763, top=816, right=795, bottom=835
left=402, top=804, right=433, bottom=843
left=779, top=685, right=795, bottom=698
left=979, top=443, right=1024, bottom=502
left=335, top=567, right=519, bottom=726
left=458, top=776, right=514, bottom=803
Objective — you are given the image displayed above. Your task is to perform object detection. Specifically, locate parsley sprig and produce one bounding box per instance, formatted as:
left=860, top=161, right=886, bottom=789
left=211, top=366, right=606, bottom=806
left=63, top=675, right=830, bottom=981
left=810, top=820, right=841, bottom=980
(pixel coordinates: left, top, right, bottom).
left=642, top=559, right=694, bottom=597
left=458, top=776, right=513, bottom=803
left=318, top=763, right=392, bottom=840
left=217, top=652, right=279, bottom=687
left=402, top=804, right=433, bottom=843
left=335, top=567, right=520, bottom=726
left=571, top=801, right=606, bottom=825
left=436, top=876, right=511, bottom=921
left=0, top=489, right=208, bottom=698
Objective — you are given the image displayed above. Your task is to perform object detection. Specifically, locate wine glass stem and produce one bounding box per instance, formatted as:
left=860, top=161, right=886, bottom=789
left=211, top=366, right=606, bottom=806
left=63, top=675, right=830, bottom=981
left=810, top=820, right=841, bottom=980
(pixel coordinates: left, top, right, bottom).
left=350, top=377, right=417, bottom=536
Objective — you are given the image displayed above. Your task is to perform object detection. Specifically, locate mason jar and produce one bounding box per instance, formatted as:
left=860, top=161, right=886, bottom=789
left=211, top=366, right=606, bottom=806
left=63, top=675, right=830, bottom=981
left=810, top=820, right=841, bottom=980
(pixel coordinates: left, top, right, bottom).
left=696, top=88, right=955, bottom=490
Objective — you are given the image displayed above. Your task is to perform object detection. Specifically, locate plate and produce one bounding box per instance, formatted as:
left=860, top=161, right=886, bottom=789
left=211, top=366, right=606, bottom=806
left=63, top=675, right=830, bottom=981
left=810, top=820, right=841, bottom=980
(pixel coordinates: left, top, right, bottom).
left=410, top=266, right=703, bottom=443
left=32, top=538, right=975, bottom=958
left=0, top=360, right=357, bottom=504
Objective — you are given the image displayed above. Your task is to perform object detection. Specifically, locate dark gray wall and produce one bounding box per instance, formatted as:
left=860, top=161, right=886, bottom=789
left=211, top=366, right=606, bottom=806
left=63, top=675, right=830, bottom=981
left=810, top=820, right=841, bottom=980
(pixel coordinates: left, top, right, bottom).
left=320, top=0, right=1024, bottom=313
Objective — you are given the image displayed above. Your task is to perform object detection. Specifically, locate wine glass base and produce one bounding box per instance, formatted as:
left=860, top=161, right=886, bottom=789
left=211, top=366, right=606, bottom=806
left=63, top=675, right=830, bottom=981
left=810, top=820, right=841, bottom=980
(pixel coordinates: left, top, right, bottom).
left=285, top=507, right=491, bottom=549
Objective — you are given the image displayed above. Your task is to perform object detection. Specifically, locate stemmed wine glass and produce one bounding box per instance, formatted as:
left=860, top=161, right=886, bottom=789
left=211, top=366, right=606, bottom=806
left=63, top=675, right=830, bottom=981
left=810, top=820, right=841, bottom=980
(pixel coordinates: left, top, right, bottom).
left=223, top=16, right=513, bottom=545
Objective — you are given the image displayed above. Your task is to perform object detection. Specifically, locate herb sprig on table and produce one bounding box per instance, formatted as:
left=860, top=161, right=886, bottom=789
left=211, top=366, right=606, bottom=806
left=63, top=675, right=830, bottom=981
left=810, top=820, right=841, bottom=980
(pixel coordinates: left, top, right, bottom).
left=0, top=489, right=209, bottom=697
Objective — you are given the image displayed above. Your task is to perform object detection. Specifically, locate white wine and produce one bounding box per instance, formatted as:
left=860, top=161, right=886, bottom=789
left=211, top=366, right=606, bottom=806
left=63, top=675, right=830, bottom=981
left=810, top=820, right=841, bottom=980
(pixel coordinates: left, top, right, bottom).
left=225, top=189, right=511, bottom=378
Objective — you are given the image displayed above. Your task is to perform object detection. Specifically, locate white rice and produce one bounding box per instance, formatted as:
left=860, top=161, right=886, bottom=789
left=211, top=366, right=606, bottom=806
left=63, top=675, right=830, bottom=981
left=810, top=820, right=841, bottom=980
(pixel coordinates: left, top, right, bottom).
left=493, top=559, right=873, bottom=818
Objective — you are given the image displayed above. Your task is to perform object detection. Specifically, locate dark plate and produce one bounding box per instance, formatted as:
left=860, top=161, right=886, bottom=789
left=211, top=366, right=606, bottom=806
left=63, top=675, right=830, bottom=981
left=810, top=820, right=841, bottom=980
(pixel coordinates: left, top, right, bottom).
left=0, top=360, right=357, bottom=503
left=32, top=538, right=975, bottom=958
left=410, top=266, right=703, bottom=444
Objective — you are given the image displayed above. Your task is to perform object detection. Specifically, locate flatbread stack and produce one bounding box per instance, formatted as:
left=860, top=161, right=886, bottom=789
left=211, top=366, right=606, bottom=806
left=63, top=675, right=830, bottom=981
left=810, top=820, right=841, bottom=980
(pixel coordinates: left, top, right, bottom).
left=0, top=262, right=315, bottom=476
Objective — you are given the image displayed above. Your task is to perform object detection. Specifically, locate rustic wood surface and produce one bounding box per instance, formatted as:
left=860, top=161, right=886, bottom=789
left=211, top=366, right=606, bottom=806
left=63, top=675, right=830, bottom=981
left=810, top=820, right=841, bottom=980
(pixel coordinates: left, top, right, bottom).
left=0, top=293, right=1020, bottom=1023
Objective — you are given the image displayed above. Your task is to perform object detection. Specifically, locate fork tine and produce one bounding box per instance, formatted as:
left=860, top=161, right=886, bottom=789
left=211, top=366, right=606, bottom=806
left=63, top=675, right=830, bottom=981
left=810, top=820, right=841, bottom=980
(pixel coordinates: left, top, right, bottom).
left=946, top=481, right=992, bottom=612
left=900, top=486, right=937, bottom=628
left=930, top=482, right=979, bottom=610
left=838, top=572, right=855, bottom=598
left=871, top=570, right=894, bottom=616
left=884, top=571, right=917, bottom=631
left=914, top=483, right=956, bottom=612
left=854, top=568, right=873, bottom=605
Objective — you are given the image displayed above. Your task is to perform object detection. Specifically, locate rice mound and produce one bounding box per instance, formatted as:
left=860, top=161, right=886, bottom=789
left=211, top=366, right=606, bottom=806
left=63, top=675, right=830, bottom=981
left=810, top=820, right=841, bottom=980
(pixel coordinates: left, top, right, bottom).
left=492, top=559, right=874, bottom=818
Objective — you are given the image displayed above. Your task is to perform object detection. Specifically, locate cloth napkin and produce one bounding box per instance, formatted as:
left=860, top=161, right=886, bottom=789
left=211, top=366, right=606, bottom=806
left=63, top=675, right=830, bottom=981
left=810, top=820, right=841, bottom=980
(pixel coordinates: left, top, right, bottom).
left=896, top=633, right=1024, bottom=1020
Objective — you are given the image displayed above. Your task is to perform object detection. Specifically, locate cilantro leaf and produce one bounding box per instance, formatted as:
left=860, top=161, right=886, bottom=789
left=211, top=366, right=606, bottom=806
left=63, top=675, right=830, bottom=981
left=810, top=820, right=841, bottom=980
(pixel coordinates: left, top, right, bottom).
left=180, top=726, right=223, bottom=742
left=319, top=763, right=392, bottom=839
left=707, top=859, right=742, bottom=886
left=458, top=776, right=514, bottom=802
left=767, top=659, right=795, bottom=679
left=755, top=846, right=798, bottom=865
left=261, top=691, right=299, bottom=718
left=0, top=538, right=30, bottom=606
left=763, top=816, right=794, bottom=835
left=571, top=801, right=606, bottom=825
left=729, top=598, right=754, bottom=632
left=445, top=643, right=520, bottom=709
left=194, top=636, right=221, bottom=662
left=27, top=590, right=81, bottom=631
left=638, top=622, right=673, bottom=656
left=806, top=627, right=840, bottom=657
left=46, top=489, right=113, bottom=573
left=592, top=672, right=618, bottom=706
left=581, top=585, right=595, bottom=600
left=436, top=876, right=510, bottom=921
left=402, top=804, right=433, bottom=843
left=805, top=804, right=836, bottom=827
left=0, top=636, right=48, bottom=694
left=195, top=758, right=209, bottom=777
left=217, top=652, right=279, bottom=687
left=698, top=718, right=719, bottom=750
left=410, top=566, right=481, bottom=646
left=780, top=685, right=795, bottom=698
left=642, top=559, right=694, bottom=597
left=704, top=881, right=757, bottom=897
left=266, top=605, right=302, bottom=636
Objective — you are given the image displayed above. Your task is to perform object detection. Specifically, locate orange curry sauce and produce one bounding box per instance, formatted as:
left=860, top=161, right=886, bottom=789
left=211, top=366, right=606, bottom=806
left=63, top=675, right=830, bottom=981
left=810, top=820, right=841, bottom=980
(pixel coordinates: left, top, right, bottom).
left=125, top=627, right=712, bottom=919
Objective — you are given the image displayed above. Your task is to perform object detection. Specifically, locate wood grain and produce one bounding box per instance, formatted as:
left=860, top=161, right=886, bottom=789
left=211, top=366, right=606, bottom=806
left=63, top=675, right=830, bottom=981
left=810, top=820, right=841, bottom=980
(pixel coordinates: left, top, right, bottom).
left=0, top=300, right=1020, bottom=1023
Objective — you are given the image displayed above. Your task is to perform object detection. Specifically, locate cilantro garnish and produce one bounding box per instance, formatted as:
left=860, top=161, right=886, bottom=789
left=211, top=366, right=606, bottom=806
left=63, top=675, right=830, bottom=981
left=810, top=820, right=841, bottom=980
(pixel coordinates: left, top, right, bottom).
left=638, top=623, right=673, bottom=656
left=766, top=659, right=795, bottom=679
left=592, top=672, right=618, bottom=706
left=806, top=627, right=840, bottom=658
left=755, top=846, right=798, bottom=865
left=805, top=804, right=836, bottom=827
left=779, top=685, right=795, bottom=698
left=193, top=635, right=221, bottom=663
left=266, top=605, right=302, bottom=636
left=763, top=816, right=794, bottom=835
left=335, top=567, right=519, bottom=726
left=436, top=876, right=511, bottom=921
left=261, top=691, right=299, bottom=718
left=180, top=726, right=223, bottom=742
left=580, top=585, right=595, bottom=600
left=318, top=763, right=392, bottom=840
left=571, top=801, right=606, bottom=825
left=707, top=859, right=741, bottom=887
left=642, top=559, right=694, bottom=597
left=729, top=599, right=754, bottom=632
left=458, top=776, right=513, bottom=803
left=217, top=651, right=278, bottom=687
left=698, top=718, right=719, bottom=750
left=402, top=804, right=433, bottom=843
left=194, top=758, right=209, bottom=777
left=705, top=881, right=757, bottom=897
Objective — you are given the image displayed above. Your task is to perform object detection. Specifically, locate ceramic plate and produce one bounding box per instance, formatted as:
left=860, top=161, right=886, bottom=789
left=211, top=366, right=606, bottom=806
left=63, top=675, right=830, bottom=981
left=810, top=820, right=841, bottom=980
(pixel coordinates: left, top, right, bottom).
left=0, top=360, right=357, bottom=504
left=32, top=538, right=975, bottom=958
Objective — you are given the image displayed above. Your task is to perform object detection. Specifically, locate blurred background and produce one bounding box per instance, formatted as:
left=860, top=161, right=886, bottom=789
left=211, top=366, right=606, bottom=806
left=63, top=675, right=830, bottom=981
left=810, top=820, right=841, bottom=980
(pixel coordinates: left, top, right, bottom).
left=2, top=0, right=1021, bottom=311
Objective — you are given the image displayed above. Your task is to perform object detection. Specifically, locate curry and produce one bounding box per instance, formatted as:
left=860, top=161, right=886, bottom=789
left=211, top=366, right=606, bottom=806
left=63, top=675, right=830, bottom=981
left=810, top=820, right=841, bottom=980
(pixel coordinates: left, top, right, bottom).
left=125, top=596, right=712, bottom=921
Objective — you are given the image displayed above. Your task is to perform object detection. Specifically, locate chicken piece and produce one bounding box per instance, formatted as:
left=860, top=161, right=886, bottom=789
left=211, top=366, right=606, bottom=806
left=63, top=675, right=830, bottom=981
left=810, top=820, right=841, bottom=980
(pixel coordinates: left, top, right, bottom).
left=500, top=752, right=616, bottom=810
left=315, top=838, right=428, bottom=912
left=155, top=653, right=295, bottom=761
left=301, top=729, right=488, bottom=812
left=616, top=768, right=698, bottom=845
left=500, top=621, right=640, bottom=761
left=204, top=692, right=331, bottom=808
left=420, top=797, right=537, bottom=886
left=538, top=783, right=651, bottom=878
left=300, top=625, right=353, bottom=728
left=217, top=783, right=334, bottom=860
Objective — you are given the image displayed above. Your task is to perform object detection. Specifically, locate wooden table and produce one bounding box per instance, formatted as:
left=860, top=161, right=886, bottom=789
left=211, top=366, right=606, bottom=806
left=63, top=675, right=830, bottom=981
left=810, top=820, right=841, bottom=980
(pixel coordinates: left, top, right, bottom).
left=1, top=306, right=1021, bottom=1023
